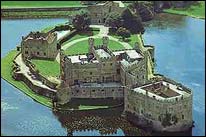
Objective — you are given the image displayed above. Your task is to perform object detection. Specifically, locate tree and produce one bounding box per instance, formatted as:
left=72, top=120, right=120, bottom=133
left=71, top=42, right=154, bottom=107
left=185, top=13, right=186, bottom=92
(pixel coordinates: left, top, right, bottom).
left=116, top=27, right=131, bottom=41
left=72, top=9, right=91, bottom=31
left=105, top=12, right=123, bottom=28
left=121, top=8, right=145, bottom=34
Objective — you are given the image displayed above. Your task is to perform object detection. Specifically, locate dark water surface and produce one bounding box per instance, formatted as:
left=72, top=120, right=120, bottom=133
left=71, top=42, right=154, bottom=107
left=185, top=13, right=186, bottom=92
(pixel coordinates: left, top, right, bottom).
left=1, top=14, right=205, bottom=136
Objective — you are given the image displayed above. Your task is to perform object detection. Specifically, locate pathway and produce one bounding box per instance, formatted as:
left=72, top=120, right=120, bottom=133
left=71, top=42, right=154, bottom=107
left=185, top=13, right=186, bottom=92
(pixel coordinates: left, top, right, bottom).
left=15, top=54, right=56, bottom=92
left=56, top=25, right=133, bottom=63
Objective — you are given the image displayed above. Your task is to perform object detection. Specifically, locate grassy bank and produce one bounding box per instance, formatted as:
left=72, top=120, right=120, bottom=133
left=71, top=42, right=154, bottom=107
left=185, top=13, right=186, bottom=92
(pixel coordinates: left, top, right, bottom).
left=1, top=10, right=80, bottom=19
left=164, top=1, right=205, bottom=19
left=1, top=50, right=116, bottom=111
left=1, top=1, right=84, bottom=8
left=1, top=50, right=53, bottom=108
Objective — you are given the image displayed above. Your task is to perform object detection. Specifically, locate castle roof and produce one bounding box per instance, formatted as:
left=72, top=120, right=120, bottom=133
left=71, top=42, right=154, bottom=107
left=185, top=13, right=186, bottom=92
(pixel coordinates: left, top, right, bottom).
left=133, top=81, right=191, bottom=100
left=126, top=50, right=143, bottom=59
left=95, top=49, right=111, bottom=59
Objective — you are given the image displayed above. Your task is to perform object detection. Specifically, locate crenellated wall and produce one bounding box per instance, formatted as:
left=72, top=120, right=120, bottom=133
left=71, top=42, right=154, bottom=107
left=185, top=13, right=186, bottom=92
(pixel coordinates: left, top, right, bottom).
left=124, top=82, right=193, bottom=132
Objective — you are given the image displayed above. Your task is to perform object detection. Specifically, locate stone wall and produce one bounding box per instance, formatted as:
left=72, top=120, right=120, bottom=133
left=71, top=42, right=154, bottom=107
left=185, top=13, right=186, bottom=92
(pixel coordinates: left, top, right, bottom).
left=124, top=87, right=193, bottom=132
left=21, top=32, right=58, bottom=60
left=13, top=70, right=56, bottom=99
left=70, top=85, right=124, bottom=99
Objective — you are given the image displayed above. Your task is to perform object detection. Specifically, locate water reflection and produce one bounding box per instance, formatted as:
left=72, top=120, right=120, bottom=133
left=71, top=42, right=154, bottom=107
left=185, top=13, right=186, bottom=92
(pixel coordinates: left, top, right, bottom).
left=53, top=107, right=151, bottom=136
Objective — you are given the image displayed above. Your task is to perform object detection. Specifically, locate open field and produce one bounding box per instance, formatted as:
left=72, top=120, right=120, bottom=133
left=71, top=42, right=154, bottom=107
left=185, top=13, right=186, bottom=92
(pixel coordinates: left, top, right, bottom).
left=64, top=38, right=125, bottom=55
left=1, top=50, right=52, bottom=108
left=1, top=1, right=84, bottom=8
left=164, top=1, right=205, bottom=19
left=31, top=59, right=60, bottom=77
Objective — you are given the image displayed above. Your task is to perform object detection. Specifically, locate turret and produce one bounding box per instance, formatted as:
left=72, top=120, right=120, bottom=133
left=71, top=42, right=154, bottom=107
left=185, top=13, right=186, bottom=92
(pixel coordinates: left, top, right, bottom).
left=102, top=36, right=109, bottom=50
left=88, top=38, right=94, bottom=53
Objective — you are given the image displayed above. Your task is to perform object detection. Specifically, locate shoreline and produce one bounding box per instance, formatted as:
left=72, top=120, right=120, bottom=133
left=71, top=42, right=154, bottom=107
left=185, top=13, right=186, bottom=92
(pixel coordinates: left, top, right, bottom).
left=163, top=11, right=205, bottom=20
left=1, top=50, right=123, bottom=111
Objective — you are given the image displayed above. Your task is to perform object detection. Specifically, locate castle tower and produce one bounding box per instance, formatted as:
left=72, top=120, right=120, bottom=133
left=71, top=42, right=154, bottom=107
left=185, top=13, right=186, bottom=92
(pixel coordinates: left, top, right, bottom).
left=102, top=36, right=109, bottom=49
left=88, top=38, right=94, bottom=53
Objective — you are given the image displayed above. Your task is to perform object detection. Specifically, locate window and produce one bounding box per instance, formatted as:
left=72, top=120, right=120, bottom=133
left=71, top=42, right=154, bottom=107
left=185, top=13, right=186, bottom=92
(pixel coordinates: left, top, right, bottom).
left=25, top=51, right=28, bottom=54
left=44, top=52, right=46, bottom=56
left=92, top=90, right=95, bottom=92
left=117, top=69, right=120, bottom=74
left=182, top=114, right=184, bottom=120
left=110, top=63, right=112, bottom=66
left=90, top=72, right=92, bottom=75
left=37, top=52, right=39, bottom=55
left=112, top=89, right=114, bottom=92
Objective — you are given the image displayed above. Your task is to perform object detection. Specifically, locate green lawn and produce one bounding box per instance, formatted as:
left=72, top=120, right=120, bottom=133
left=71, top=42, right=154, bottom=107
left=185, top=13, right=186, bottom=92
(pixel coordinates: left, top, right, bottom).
left=110, top=33, right=142, bottom=48
left=62, top=29, right=99, bottom=45
left=164, top=1, right=205, bottom=19
left=31, top=59, right=60, bottom=77
left=1, top=50, right=52, bottom=108
left=1, top=1, right=85, bottom=8
left=79, top=105, right=108, bottom=110
left=64, top=38, right=125, bottom=55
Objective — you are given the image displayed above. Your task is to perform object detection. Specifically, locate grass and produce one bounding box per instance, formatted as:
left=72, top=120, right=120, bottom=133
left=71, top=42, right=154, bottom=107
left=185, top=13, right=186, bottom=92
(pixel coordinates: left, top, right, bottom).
left=79, top=105, right=108, bottom=110
left=2, top=10, right=81, bottom=19
left=1, top=1, right=85, bottom=8
left=110, top=33, right=142, bottom=48
left=1, top=50, right=52, bottom=108
left=62, top=28, right=100, bottom=46
left=164, top=1, right=205, bottom=19
left=64, top=38, right=125, bottom=55
left=31, top=59, right=60, bottom=77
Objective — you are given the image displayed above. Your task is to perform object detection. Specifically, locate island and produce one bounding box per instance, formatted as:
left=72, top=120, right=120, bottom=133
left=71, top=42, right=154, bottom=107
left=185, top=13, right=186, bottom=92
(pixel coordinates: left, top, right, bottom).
left=1, top=1, right=195, bottom=133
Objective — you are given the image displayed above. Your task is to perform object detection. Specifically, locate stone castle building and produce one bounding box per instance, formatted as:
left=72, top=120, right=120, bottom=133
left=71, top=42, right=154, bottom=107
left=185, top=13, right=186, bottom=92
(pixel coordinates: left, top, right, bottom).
left=57, top=36, right=193, bottom=132
left=21, top=31, right=58, bottom=60
left=87, top=1, right=125, bottom=25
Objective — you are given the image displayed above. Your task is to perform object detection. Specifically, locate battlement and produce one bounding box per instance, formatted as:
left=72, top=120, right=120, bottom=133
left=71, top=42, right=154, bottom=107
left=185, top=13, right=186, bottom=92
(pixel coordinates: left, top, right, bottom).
left=22, top=31, right=57, bottom=44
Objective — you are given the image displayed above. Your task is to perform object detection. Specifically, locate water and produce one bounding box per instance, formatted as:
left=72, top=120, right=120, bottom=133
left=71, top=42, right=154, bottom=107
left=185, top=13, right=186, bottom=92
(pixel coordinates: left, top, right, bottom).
left=1, top=14, right=205, bottom=136
left=143, top=13, right=205, bottom=136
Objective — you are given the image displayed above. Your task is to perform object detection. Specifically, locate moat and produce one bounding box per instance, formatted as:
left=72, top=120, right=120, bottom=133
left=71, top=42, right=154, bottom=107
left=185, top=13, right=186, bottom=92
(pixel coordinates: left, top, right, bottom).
left=1, top=13, right=205, bottom=136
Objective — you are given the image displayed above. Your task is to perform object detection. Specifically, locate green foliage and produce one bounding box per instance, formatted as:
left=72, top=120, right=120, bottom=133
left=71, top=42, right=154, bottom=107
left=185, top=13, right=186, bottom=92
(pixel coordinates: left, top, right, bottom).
left=72, top=9, right=91, bottom=31
left=121, top=8, right=145, bottom=34
left=116, top=27, right=131, bottom=41
left=105, top=12, right=123, bottom=28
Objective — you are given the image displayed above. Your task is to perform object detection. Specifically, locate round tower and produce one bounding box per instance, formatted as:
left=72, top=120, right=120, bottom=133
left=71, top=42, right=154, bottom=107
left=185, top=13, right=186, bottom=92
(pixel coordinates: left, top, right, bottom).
left=88, top=38, right=94, bottom=53
left=102, top=36, right=109, bottom=49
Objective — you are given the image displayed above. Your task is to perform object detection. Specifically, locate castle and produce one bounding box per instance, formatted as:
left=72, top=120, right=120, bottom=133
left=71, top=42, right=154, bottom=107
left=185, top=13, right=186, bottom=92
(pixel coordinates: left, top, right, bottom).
left=56, top=36, right=193, bottom=132
left=13, top=2, right=193, bottom=131
left=21, top=31, right=58, bottom=60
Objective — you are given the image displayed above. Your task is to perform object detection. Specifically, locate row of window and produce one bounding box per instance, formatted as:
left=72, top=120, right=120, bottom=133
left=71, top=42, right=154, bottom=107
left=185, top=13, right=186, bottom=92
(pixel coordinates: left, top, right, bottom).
left=25, top=51, right=47, bottom=56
